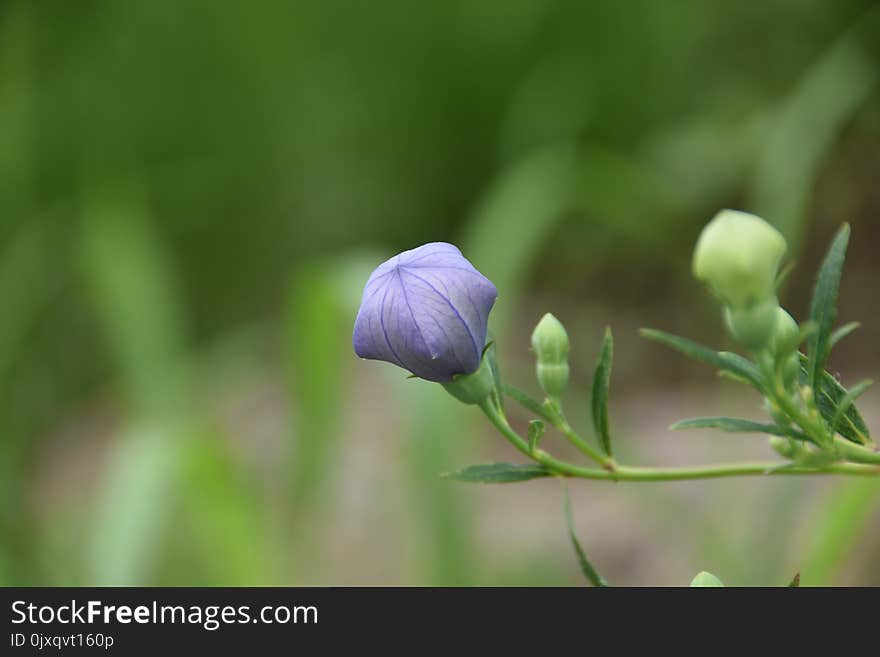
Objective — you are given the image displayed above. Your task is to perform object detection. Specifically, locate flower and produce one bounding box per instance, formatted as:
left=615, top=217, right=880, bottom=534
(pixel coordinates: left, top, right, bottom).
left=352, top=242, right=498, bottom=382
left=692, top=209, right=787, bottom=308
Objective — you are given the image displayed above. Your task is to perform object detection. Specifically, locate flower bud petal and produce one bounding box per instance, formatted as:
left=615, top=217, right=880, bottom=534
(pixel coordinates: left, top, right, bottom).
left=693, top=210, right=787, bottom=308
left=352, top=242, right=497, bottom=382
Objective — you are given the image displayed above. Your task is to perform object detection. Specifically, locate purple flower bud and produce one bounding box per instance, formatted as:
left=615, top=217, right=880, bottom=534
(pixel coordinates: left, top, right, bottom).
left=352, top=242, right=498, bottom=382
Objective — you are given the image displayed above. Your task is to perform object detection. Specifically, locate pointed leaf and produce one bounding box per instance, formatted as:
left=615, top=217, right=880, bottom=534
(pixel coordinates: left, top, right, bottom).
left=591, top=327, right=614, bottom=456
left=443, top=462, right=551, bottom=484
left=807, top=224, right=850, bottom=388
left=788, top=573, right=801, bottom=587
left=564, top=484, right=608, bottom=587
left=483, top=338, right=504, bottom=412
left=830, top=379, right=873, bottom=434
left=640, top=329, right=764, bottom=390
left=527, top=420, right=545, bottom=454
left=829, top=321, right=860, bottom=350
left=671, top=417, right=808, bottom=441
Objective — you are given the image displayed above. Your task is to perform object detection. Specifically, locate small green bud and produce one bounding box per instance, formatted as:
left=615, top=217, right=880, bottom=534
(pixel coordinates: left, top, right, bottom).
left=531, top=313, right=570, bottom=364
left=536, top=363, right=570, bottom=399
left=531, top=313, right=570, bottom=398
left=723, top=298, right=780, bottom=352
left=769, top=436, right=797, bottom=459
left=781, top=353, right=799, bottom=390
left=772, top=308, right=800, bottom=357
left=693, top=209, right=787, bottom=308
left=442, top=353, right=496, bottom=405
left=690, top=571, right=724, bottom=587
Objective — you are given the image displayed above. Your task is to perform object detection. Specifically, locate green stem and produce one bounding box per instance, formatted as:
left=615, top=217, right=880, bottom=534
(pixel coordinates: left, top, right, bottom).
left=478, top=400, right=879, bottom=482
left=502, top=384, right=614, bottom=469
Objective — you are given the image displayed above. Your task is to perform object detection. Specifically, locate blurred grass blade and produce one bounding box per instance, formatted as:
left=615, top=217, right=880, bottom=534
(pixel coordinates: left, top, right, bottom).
left=799, top=480, right=880, bottom=586
left=806, top=224, right=850, bottom=389
left=463, top=146, right=581, bottom=330
left=829, top=322, right=860, bottom=350
left=563, top=483, right=608, bottom=587
left=81, top=179, right=188, bottom=584
left=752, top=22, right=878, bottom=247
left=671, top=417, right=807, bottom=440
left=87, top=428, right=178, bottom=585
left=80, top=179, right=188, bottom=420
left=788, top=573, right=801, bottom=587
left=172, top=433, right=272, bottom=585
left=640, top=329, right=763, bottom=389
left=444, top=462, right=551, bottom=484
left=590, top=327, right=613, bottom=457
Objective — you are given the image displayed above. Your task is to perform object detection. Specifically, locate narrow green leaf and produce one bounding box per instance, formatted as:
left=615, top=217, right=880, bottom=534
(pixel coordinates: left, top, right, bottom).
left=443, top=463, right=552, bottom=484
left=484, top=337, right=504, bottom=412
left=563, top=484, right=608, bottom=587
left=502, top=384, right=554, bottom=422
left=527, top=420, right=545, bottom=454
left=798, top=354, right=871, bottom=444
left=829, top=321, right=860, bottom=350
left=807, top=224, right=850, bottom=388
left=830, top=379, right=873, bottom=434
left=591, top=327, right=614, bottom=456
left=671, top=417, right=808, bottom=441
left=788, top=573, right=801, bottom=587
left=640, top=329, right=763, bottom=390
left=690, top=571, right=724, bottom=587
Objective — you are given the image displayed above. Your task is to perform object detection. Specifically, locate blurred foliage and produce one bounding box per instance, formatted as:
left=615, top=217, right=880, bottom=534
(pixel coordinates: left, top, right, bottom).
left=1, top=0, right=879, bottom=585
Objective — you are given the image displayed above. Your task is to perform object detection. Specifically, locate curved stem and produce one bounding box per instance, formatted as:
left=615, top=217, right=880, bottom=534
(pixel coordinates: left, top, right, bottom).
left=502, top=384, right=614, bottom=469
left=479, top=400, right=880, bottom=482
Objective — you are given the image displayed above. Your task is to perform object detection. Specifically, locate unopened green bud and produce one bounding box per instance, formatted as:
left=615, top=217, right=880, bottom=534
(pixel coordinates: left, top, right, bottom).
left=723, top=298, right=779, bottom=352
left=693, top=210, right=787, bottom=308
left=531, top=313, right=570, bottom=398
left=781, top=353, right=799, bottom=390
left=772, top=308, right=800, bottom=356
left=531, top=313, right=570, bottom=364
left=769, top=436, right=798, bottom=459
left=536, top=363, right=569, bottom=399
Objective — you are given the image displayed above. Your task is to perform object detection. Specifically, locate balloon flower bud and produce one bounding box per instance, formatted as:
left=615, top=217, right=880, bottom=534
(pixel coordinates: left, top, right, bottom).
left=771, top=308, right=800, bottom=356
left=531, top=313, right=570, bottom=398
left=693, top=209, right=787, bottom=308
left=723, top=298, right=780, bottom=352
left=352, top=242, right=498, bottom=387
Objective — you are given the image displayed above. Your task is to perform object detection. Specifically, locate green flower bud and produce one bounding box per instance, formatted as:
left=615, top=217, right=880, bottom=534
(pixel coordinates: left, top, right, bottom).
left=771, top=308, right=800, bottom=356
left=531, top=313, right=570, bottom=364
left=723, top=298, right=780, bottom=352
left=531, top=313, right=570, bottom=398
left=693, top=210, right=787, bottom=308
left=536, top=363, right=569, bottom=399
left=769, top=436, right=797, bottom=459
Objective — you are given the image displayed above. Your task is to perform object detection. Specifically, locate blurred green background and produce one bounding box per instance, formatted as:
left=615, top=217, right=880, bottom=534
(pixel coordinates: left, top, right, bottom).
left=1, top=0, right=879, bottom=586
